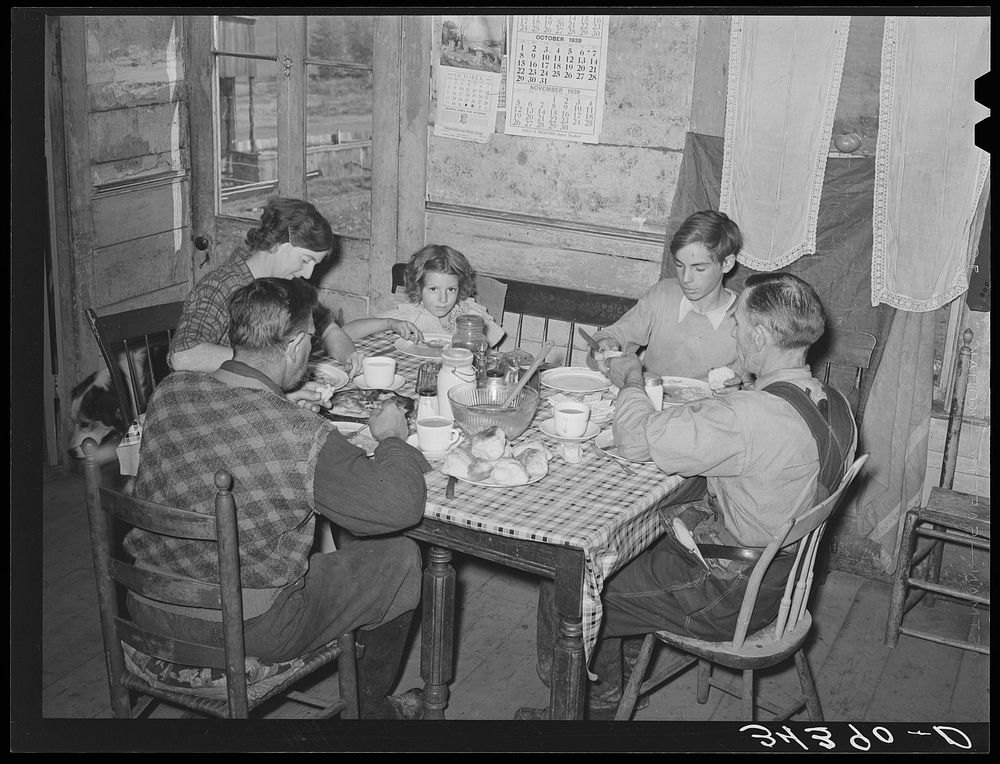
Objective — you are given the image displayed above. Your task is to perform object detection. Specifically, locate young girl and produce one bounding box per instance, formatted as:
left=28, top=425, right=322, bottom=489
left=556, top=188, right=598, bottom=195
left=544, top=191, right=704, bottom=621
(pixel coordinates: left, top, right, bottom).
left=346, top=244, right=505, bottom=347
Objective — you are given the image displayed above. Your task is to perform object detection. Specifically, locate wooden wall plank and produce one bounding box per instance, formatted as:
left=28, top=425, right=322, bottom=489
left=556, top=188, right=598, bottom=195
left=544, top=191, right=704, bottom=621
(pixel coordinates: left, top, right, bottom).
left=91, top=177, right=190, bottom=248
left=426, top=208, right=664, bottom=297
left=87, top=101, right=187, bottom=166
left=89, top=230, right=189, bottom=307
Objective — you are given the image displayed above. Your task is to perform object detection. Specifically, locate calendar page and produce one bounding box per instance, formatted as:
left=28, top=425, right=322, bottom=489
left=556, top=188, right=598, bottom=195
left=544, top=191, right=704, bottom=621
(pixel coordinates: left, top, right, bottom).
left=433, top=15, right=505, bottom=143
left=503, top=14, right=610, bottom=144
left=434, top=67, right=501, bottom=143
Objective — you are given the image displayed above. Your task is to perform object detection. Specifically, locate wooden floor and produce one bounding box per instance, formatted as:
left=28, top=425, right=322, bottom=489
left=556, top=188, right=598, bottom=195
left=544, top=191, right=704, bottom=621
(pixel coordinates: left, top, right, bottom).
left=35, top=464, right=989, bottom=737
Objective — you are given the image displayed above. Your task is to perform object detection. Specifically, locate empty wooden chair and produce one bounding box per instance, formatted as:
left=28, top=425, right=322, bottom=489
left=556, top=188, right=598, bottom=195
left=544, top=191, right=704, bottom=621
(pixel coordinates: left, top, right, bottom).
left=807, top=327, right=878, bottom=413
left=615, top=455, right=869, bottom=722
left=85, top=301, right=184, bottom=423
left=884, top=329, right=990, bottom=654
left=807, top=327, right=877, bottom=585
left=82, top=438, right=359, bottom=719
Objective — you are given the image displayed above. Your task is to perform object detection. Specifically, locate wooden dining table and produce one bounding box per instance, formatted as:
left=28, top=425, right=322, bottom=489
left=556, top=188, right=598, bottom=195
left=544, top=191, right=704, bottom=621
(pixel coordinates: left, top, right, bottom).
left=326, top=333, right=685, bottom=720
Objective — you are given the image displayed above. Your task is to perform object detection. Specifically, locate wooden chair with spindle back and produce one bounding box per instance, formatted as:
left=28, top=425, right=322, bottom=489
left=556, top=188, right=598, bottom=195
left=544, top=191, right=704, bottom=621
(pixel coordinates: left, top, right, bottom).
left=85, top=302, right=185, bottom=423
left=615, top=455, right=869, bottom=722
left=884, top=328, right=990, bottom=654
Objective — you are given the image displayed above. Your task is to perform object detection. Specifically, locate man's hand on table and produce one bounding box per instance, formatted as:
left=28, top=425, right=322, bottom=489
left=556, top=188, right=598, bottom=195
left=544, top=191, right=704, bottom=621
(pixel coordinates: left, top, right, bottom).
left=607, top=353, right=644, bottom=390
left=287, top=380, right=334, bottom=414
left=368, top=400, right=410, bottom=442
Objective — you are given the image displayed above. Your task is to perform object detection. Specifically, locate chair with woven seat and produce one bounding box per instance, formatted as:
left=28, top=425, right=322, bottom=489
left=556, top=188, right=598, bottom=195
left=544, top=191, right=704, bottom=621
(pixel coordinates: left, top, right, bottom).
left=884, top=328, right=990, bottom=655
left=615, top=454, right=869, bottom=722
left=85, top=301, right=184, bottom=423
left=82, top=438, right=359, bottom=719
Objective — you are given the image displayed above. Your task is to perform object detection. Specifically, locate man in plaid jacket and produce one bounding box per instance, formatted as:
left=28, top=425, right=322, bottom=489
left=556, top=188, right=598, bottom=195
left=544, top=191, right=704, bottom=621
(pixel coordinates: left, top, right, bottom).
left=127, top=277, right=430, bottom=719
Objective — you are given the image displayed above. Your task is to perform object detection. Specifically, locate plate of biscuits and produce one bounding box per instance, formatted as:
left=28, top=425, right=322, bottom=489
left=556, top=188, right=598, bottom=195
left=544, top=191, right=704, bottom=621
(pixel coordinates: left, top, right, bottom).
left=441, top=426, right=551, bottom=487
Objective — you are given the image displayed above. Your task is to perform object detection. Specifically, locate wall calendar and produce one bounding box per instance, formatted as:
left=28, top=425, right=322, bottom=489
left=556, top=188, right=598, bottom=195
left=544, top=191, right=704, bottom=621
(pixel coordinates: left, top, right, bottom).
left=503, top=14, right=610, bottom=144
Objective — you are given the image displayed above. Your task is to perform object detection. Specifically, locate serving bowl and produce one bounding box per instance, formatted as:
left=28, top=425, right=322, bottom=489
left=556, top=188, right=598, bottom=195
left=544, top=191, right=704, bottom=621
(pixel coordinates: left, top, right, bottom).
left=447, top=381, right=539, bottom=440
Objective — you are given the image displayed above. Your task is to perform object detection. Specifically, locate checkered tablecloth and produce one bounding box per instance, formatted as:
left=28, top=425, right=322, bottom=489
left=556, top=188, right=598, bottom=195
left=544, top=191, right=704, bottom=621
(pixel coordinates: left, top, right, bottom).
left=343, top=334, right=684, bottom=664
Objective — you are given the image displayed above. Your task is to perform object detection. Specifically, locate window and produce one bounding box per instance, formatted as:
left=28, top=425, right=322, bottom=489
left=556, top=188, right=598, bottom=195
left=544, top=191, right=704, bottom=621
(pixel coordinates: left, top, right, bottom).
left=210, top=15, right=374, bottom=239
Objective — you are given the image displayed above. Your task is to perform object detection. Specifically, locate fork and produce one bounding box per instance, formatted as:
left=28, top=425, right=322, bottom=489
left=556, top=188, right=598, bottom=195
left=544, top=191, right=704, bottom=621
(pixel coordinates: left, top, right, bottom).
left=590, top=442, right=636, bottom=476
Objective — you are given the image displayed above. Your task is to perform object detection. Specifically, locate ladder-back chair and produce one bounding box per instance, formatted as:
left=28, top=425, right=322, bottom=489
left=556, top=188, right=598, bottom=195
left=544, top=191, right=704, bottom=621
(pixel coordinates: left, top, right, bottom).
left=615, top=454, right=869, bottom=722
left=885, top=329, right=990, bottom=654
left=82, top=438, right=359, bottom=719
left=85, top=301, right=184, bottom=423
left=807, top=327, right=878, bottom=415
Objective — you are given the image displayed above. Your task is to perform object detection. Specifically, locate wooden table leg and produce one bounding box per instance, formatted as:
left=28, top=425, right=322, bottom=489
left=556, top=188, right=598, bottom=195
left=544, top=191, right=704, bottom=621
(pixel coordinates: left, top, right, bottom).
left=420, top=545, right=454, bottom=719
left=549, top=557, right=586, bottom=720
left=549, top=613, right=585, bottom=719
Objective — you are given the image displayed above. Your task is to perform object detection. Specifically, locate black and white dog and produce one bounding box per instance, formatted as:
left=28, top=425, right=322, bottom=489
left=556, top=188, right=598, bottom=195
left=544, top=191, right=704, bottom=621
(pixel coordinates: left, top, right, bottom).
left=67, top=348, right=154, bottom=468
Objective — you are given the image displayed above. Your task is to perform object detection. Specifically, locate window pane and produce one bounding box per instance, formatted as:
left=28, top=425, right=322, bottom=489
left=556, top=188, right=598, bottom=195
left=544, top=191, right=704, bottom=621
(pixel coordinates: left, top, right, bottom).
left=218, top=54, right=280, bottom=219
left=306, top=15, right=374, bottom=65
left=306, top=64, right=373, bottom=239
left=217, top=15, right=276, bottom=56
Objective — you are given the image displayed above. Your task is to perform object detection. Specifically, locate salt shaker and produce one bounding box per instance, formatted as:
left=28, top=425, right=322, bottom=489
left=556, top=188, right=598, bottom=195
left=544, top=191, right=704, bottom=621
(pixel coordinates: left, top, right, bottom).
left=644, top=372, right=664, bottom=411
left=416, top=362, right=441, bottom=421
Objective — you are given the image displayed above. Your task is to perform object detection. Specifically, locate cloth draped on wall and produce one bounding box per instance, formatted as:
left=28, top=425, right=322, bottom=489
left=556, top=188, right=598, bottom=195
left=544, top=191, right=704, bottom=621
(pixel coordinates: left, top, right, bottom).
left=871, top=16, right=991, bottom=311
left=854, top=309, right=937, bottom=571
left=661, top=132, right=892, bottom=423
left=720, top=15, right=851, bottom=271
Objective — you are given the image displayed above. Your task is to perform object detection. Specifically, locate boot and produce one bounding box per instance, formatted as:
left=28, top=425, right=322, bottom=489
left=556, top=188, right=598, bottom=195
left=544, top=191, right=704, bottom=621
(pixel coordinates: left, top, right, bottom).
left=355, top=610, right=425, bottom=719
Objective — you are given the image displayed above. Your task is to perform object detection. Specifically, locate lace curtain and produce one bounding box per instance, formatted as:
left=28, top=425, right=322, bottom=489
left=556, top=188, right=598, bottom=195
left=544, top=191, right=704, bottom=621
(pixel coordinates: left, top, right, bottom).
left=720, top=16, right=850, bottom=271
left=870, top=16, right=991, bottom=311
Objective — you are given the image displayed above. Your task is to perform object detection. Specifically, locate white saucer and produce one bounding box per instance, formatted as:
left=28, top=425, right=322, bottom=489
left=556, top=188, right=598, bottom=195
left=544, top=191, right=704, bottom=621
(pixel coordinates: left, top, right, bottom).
left=538, top=419, right=601, bottom=443
left=406, top=433, right=451, bottom=459
left=354, top=374, right=406, bottom=392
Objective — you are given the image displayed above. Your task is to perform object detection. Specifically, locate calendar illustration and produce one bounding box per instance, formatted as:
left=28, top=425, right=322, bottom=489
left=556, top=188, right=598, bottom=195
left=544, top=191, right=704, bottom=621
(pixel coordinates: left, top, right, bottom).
left=504, top=14, right=610, bottom=144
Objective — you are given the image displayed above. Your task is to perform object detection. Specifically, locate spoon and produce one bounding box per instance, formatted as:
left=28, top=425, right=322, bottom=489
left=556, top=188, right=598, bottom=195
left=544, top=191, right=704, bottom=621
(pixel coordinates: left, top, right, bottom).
left=502, top=340, right=555, bottom=407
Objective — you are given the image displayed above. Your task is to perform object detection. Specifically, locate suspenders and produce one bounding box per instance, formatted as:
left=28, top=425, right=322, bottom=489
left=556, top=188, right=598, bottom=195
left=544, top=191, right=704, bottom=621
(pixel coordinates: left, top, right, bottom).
left=762, top=381, right=854, bottom=501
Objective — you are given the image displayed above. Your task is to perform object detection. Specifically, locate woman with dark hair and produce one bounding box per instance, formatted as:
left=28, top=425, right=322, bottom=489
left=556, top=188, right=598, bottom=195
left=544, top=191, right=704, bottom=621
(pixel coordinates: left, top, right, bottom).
left=169, top=197, right=363, bottom=377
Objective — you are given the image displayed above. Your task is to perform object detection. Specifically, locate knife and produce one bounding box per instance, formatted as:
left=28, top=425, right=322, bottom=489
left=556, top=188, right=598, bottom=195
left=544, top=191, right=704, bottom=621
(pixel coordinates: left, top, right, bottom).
left=446, top=475, right=457, bottom=499
left=577, top=327, right=604, bottom=354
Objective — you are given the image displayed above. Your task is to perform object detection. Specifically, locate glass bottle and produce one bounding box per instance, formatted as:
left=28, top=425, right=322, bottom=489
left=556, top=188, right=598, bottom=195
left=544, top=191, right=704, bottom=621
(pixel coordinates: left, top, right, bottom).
left=436, top=347, right=476, bottom=421
left=416, top=362, right=441, bottom=421
left=451, top=314, right=489, bottom=381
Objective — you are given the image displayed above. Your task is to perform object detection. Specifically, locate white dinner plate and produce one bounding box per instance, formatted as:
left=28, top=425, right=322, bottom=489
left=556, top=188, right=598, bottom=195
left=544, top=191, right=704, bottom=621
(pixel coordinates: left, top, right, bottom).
left=405, top=433, right=453, bottom=460
left=307, top=362, right=350, bottom=392
left=538, top=419, right=601, bottom=443
left=592, top=429, right=654, bottom=464
left=660, top=376, right=712, bottom=406
left=540, top=367, right=612, bottom=394
left=353, top=374, right=406, bottom=392
left=454, top=472, right=546, bottom=488
left=393, top=333, right=452, bottom=359
left=333, top=421, right=366, bottom=436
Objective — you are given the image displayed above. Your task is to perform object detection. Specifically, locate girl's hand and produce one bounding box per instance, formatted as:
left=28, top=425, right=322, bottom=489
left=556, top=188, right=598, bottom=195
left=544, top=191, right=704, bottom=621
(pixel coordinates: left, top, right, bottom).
left=388, top=319, right=423, bottom=344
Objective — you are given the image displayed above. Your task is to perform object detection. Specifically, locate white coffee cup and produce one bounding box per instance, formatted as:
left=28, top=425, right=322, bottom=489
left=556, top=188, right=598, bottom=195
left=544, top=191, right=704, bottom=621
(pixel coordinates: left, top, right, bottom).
left=416, top=416, right=462, bottom=454
left=552, top=401, right=591, bottom=439
left=362, top=356, right=397, bottom=388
